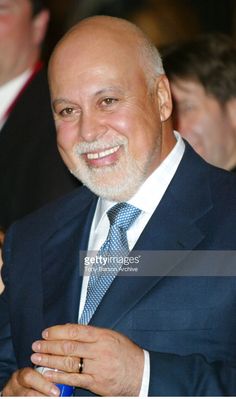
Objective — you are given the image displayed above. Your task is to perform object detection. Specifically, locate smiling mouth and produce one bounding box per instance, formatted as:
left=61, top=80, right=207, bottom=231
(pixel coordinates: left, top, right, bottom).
left=86, top=145, right=120, bottom=160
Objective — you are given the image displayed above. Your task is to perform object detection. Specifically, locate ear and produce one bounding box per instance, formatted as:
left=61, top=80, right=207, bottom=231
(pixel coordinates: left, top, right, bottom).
left=31, top=9, right=50, bottom=47
left=154, top=75, right=173, bottom=122
left=226, top=98, right=236, bottom=128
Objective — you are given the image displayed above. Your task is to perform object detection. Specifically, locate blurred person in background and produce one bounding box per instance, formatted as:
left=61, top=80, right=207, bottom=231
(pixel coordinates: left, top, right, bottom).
left=0, top=0, right=79, bottom=293
left=0, top=0, right=79, bottom=234
left=163, top=33, right=236, bottom=171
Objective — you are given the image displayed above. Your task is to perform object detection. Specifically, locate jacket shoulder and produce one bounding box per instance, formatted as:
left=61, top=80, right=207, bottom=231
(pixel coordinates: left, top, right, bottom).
left=5, top=186, right=96, bottom=241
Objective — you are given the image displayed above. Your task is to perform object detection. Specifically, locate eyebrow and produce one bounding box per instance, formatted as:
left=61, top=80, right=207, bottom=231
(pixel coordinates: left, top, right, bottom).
left=94, top=87, right=124, bottom=96
left=52, top=98, right=77, bottom=109
left=52, top=86, right=125, bottom=109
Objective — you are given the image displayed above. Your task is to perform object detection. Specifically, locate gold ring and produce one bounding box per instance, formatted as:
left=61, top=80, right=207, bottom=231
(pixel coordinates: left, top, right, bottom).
left=78, top=357, right=84, bottom=374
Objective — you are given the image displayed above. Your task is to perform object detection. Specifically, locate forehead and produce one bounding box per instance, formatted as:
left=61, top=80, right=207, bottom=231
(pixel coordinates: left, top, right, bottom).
left=56, top=32, right=138, bottom=66
left=0, top=0, right=32, bottom=14
left=0, top=0, right=30, bottom=7
left=50, top=62, right=147, bottom=105
left=50, top=31, right=145, bottom=92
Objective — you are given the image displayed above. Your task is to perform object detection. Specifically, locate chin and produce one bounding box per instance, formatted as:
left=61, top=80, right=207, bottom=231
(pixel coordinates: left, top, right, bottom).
left=87, top=181, right=139, bottom=202
left=72, top=159, right=146, bottom=201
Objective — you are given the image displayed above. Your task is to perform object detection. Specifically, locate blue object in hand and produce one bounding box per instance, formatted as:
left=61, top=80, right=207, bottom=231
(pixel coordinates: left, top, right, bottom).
left=35, top=367, right=74, bottom=396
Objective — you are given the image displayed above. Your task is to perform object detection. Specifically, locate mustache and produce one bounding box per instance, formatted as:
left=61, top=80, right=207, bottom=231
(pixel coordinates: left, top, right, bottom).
left=73, top=137, right=128, bottom=156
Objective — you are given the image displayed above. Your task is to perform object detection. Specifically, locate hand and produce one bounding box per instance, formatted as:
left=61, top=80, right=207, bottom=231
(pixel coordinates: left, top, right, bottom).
left=31, top=324, right=144, bottom=396
left=2, top=367, right=60, bottom=397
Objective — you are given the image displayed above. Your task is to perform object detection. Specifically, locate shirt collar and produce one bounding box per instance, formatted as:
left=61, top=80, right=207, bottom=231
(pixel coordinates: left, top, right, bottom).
left=0, top=68, right=32, bottom=123
left=93, top=131, right=185, bottom=231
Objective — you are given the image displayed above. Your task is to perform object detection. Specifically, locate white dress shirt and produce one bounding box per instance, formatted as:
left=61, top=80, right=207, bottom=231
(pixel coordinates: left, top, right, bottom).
left=0, top=69, right=31, bottom=130
left=79, top=132, right=185, bottom=396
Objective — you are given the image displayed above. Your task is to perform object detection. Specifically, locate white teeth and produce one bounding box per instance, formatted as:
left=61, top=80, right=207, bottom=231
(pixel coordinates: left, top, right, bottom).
left=87, top=145, right=120, bottom=160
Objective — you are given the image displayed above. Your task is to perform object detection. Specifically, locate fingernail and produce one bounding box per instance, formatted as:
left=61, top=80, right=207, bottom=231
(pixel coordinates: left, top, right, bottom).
left=32, top=341, right=41, bottom=351
left=50, top=385, right=60, bottom=396
left=31, top=353, right=42, bottom=363
left=42, top=329, right=49, bottom=339
left=44, top=371, right=53, bottom=378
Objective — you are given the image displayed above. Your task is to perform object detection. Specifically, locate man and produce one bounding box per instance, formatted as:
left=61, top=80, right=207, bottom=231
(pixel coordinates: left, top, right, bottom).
left=163, top=33, right=236, bottom=171
left=0, top=0, right=78, bottom=232
left=1, top=16, right=236, bottom=396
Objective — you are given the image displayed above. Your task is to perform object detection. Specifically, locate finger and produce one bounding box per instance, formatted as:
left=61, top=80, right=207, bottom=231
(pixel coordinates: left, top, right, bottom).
left=32, top=339, right=95, bottom=359
left=19, top=368, right=60, bottom=397
left=28, top=391, right=47, bottom=396
left=31, top=353, right=87, bottom=373
left=43, top=368, right=95, bottom=393
left=31, top=354, right=96, bottom=375
left=11, top=368, right=60, bottom=397
left=42, top=324, right=101, bottom=342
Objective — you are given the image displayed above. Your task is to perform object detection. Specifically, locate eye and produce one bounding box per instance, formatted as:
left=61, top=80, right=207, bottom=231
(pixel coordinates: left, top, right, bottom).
left=178, top=102, right=196, bottom=114
left=101, top=98, right=118, bottom=106
left=59, top=107, right=74, bottom=117
left=54, top=106, right=79, bottom=122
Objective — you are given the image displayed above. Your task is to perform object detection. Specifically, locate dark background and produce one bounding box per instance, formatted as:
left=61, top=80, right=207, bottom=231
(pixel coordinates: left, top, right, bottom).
left=42, top=0, right=236, bottom=61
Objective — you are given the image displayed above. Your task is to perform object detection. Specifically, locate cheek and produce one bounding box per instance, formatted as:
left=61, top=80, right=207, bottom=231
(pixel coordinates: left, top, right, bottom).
left=55, top=122, right=78, bottom=151
left=201, top=117, right=222, bottom=148
left=106, top=111, right=131, bottom=134
left=194, top=114, right=215, bottom=138
left=108, top=107, right=153, bottom=137
left=56, top=131, right=77, bottom=171
left=0, top=25, right=13, bottom=41
left=114, top=108, right=159, bottom=153
left=109, top=115, right=142, bottom=155
left=0, top=15, right=22, bottom=38
left=180, top=112, right=202, bottom=136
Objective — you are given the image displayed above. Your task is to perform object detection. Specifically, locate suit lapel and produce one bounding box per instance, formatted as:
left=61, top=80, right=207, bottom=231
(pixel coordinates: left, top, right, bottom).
left=90, top=145, right=213, bottom=328
left=41, top=189, right=97, bottom=328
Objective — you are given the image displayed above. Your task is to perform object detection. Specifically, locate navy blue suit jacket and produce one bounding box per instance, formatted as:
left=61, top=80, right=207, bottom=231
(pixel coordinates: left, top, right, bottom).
left=1, top=144, right=236, bottom=395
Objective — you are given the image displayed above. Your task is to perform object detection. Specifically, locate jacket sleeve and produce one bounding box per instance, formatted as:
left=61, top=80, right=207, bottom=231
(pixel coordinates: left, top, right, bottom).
left=149, top=350, right=236, bottom=396
left=0, top=228, right=18, bottom=390
left=0, top=293, right=17, bottom=390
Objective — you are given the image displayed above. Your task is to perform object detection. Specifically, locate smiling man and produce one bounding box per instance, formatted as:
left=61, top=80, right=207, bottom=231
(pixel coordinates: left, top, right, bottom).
left=1, top=16, right=236, bottom=397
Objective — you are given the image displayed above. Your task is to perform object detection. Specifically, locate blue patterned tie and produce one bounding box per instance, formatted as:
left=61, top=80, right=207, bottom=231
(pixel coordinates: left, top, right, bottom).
left=79, top=203, right=141, bottom=325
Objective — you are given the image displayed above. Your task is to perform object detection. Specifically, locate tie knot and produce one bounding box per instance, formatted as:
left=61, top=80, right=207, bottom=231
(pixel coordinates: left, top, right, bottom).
left=107, top=203, right=141, bottom=231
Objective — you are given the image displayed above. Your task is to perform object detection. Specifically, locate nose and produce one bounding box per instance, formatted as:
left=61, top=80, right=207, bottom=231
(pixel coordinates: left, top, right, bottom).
left=79, top=111, right=107, bottom=142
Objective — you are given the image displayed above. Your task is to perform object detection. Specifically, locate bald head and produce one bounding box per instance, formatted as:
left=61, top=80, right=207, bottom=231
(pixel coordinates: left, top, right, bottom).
left=49, top=15, right=164, bottom=88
